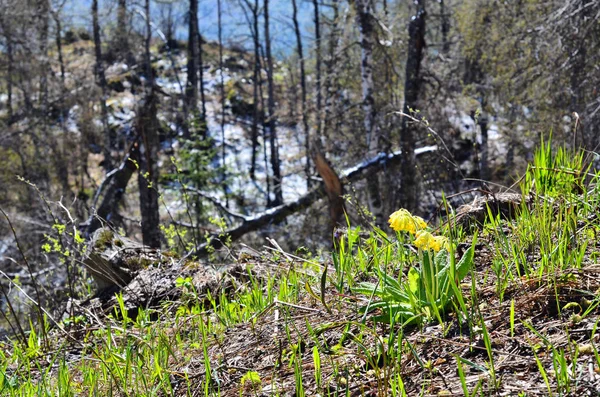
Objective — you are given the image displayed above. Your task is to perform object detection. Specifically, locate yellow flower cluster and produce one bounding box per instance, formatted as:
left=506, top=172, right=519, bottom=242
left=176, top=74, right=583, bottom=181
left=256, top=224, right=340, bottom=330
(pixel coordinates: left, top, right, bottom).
left=414, top=231, right=449, bottom=252
left=388, top=209, right=427, bottom=234
left=389, top=209, right=449, bottom=252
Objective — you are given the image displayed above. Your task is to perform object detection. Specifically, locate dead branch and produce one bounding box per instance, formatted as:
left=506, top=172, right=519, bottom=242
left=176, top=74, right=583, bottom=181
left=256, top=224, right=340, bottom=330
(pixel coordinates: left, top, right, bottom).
left=82, top=140, right=140, bottom=237
left=195, top=146, right=438, bottom=255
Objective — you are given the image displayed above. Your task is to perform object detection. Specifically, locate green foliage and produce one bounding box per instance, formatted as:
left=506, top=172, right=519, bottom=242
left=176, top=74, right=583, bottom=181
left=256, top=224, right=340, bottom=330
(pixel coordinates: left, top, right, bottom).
left=523, top=135, right=587, bottom=197
left=355, top=235, right=476, bottom=325
left=240, top=371, right=261, bottom=396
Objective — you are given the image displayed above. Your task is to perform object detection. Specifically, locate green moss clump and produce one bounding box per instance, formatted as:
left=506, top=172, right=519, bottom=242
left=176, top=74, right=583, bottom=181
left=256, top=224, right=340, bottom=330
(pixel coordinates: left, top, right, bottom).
left=95, top=230, right=115, bottom=250
left=125, top=256, right=153, bottom=270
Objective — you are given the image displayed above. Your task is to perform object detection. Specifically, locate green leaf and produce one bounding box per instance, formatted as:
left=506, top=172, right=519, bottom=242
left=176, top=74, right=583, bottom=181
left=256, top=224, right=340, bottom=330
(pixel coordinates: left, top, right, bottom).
left=376, top=268, right=403, bottom=291
left=408, top=267, right=421, bottom=295
left=354, top=282, right=382, bottom=297
left=456, top=233, right=477, bottom=281
left=370, top=302, right=421, bottom=324
left=320, top=263, right=331, bottom=313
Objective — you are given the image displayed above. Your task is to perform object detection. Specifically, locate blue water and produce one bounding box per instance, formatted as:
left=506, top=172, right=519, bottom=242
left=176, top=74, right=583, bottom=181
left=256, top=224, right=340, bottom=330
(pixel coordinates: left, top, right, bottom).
left=64, top=0, right=319, bottom=55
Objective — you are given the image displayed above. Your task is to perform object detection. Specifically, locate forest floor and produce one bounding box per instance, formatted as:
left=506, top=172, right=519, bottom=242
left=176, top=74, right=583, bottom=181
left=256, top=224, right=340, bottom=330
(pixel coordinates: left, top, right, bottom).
left=2, top=143, right=600, bottom=396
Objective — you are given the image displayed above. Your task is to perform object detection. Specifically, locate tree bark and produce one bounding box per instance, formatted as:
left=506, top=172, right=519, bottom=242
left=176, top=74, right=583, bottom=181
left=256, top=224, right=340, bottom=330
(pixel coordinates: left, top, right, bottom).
left=217, top=0, right=228, bottom=205
left=53, top=11, right=66, bottom=92
left=313, top=0, right=322, bottom=143
left=164, top=3, right=175, bottom=46
left=569, top=0, right=590, bottom=147
left=51, top=7, right=71, bottom=196
left=478, top=109, right=489, bottom=180
left=264, top=0, right=283, bottom=206
left=137, top=0, right=161, bottom=248
left=85, top=142, right=140, bottom=236
left=92, top=0, right=112, bottom=171
left=115, top=0, right=130, bottom=61
left=399, top=1, right=426, bottom=213
left=292, top=0, right=311, bottom=189
left=197, top=31, right=207, bottom=123
left=351, top=0, right=384, bottom=226
left=3, top=24, right=14, bottom=121
left=322, top=0, right=339, bottom=151
left=186, top=0, right=199, bottom=109
left=243, top=0, right=262, bottom=182
left=37, top=0, right=50, bottom=113
left=440, top=0, right=449, bottom=54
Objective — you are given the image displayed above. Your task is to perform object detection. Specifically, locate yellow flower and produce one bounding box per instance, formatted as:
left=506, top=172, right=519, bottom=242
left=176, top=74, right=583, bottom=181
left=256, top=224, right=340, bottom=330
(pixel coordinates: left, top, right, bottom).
left=414, top=230, right=438, bottom=251
left=388, top=209, right=427, bottom=234
left=415, top=231, right=449, bottom=252
left=433, top=236, right=450, bottom=251
left=413, top=216, right=428, bottom=230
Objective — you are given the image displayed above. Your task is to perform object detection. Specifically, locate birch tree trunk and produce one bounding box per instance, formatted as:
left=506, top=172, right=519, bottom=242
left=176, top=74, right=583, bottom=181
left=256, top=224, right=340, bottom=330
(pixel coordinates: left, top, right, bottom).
left=322, top=0, right=339, bottom=151
left=351, top=0, right=384, bottom=226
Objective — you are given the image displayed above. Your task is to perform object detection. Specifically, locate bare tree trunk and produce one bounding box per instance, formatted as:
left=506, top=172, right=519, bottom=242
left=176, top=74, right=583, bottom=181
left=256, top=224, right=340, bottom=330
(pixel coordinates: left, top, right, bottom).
left=439, top=0, right=450, bottom=54
left=115, top=0, right=130, bottom=61
left=53, top=12, right=66, bottom=90
left=399, top=1, right=426, bottom=213
left=92, top=0, right=112, bottom=171
left=351, top=0, right=384, bottom=226
left=137, top=0, right=161, bottom=248
left=37, top=0, right=50, bottom=112
left=322, top=0, right=339, bottom=151
left=256, top=38, right=271, bottom=202
left=5, top=27, right=14, bottom=122
left=217, top=0, right=228, bottom=206
left=165, top=3, right=174, bottom=46
left=292, top=0, right=311, bottom=189
left=36, top=0, right=52, bottom=193
left=198, top=31, right=207, bottom=124
left=264, top=0, right=283, bottom=206
left=478, top=107, right=489, bottom=180
left=186, top=0, right=199, bottom=109
left=85, top=143, right=140, bottom=236
left=242, top=0, right=262, bottom=182
left=570, top=0, right=589, bottom=147
left=313, top=0, right=322, bottom=142
left=51, top=7, right=71, bottom=196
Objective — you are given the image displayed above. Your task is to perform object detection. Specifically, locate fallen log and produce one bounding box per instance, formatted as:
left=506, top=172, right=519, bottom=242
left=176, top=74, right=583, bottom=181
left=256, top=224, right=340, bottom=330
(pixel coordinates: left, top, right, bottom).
left=195, top=146, right=438, bottom=255
left=77, top=226, right=267, bottom=316
left=453, top=192, right=528, bottom=229
left=83, top=227, right=161, bottom=292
